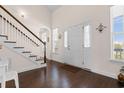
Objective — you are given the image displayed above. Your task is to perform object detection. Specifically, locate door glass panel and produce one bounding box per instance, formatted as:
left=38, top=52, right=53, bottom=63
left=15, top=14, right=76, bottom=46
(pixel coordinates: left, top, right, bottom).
left=64, top=31, right=68, bottom=48
left=84, top=25, right=90, bottom=47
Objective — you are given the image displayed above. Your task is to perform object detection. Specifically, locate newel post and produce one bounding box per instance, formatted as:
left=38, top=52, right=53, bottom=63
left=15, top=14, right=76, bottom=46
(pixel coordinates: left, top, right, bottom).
left=44, top=42, right=46, bottom=63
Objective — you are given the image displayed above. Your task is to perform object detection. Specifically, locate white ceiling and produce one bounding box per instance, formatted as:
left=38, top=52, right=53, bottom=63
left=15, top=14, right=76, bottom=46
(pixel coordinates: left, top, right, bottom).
left=46, top=5, right=61, bottom=13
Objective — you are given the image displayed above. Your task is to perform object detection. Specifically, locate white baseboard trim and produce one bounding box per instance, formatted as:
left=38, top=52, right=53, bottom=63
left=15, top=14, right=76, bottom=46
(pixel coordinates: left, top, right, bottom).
left=91, top=68, right=117, bottom=79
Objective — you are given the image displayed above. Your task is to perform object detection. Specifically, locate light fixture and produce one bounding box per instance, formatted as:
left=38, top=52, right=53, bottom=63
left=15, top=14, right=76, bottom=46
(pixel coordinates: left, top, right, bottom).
left=20, top=12, right=25, bottom=18
left=96, top=23, right=107, bottom=32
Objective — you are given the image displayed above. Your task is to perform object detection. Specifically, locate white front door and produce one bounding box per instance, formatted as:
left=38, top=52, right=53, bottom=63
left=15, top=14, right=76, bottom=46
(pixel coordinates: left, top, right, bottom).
left=63, top=23, right=91, bottom=69
left=64, top=24, right=83, bottom=68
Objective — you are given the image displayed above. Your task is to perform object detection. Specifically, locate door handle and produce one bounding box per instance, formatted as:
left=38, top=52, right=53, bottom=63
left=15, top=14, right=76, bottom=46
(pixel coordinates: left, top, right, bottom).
left=68, top=45, right=70, bottom=50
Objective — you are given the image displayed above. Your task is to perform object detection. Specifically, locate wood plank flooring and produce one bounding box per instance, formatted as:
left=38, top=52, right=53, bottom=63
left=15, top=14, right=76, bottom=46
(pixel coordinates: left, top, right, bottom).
left=2, top=60, right=124, bottom=88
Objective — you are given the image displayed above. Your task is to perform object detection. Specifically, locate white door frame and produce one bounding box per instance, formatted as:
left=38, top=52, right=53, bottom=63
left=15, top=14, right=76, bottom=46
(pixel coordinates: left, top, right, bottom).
left=63, top=21, right=92, bottom=70
left=82, top=23, right=92, bottom=70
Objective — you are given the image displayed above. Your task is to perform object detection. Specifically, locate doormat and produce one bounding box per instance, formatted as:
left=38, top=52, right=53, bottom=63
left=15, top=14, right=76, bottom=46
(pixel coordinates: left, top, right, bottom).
left=61, top=64, right=82, bottom=73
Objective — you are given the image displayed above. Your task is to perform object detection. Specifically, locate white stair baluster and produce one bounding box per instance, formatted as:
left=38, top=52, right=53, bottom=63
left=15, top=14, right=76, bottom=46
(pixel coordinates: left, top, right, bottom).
left=25, top=35, right=28, bottom=50
left=13, top=26, right=16, bottom=41
left=9, top=23, right=11, bottom=40
left=7, top=21, right=10, bottom=40
left=6, top=21, right=9, bottom=39
left=11, top=25, right=14, bottom=41
left=4, top=19, right=7, bottom=36
left=1, top=17, right=3, bottom=35
left=19, top=31, right=22, bottom=46
left=16, top=29, right=19, bottom=47
left=0, top=15, right=2, bottom=35
left=14, top=26, right=17, bottom=42
left=3, top=18, right=6, bottom=35
left=5, top=19, right=7, bottom=36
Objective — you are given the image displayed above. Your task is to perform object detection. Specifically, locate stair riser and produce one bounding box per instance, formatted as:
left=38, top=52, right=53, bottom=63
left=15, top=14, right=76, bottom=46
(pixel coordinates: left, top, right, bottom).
left=22, top=53, right=31, bottom=57
left=4, top=43, right=16, bottom=48
left=0, top=37, right=7, bottom=42
left=14, top=48, right=25, bottom=53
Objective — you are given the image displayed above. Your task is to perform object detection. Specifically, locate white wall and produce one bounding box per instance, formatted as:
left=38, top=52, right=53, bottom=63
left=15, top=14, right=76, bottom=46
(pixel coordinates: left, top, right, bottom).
left=1, top=5, right=124, bottom=79
left=3, top=5, right=52, bottom=59
left=51, top=5, right=124, bottom=79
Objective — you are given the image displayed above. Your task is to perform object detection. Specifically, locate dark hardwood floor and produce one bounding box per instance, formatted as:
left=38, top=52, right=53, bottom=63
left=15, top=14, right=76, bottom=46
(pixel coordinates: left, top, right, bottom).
left=3, top=61, right=123, bottom=88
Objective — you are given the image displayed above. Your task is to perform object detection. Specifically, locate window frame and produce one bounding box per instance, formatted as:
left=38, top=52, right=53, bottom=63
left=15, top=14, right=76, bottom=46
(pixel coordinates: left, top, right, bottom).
left=111, top=15, right=124, bottom=61
left=52, top=28, right=59, bottom=53
left=41, top=32, right=47, bottom=42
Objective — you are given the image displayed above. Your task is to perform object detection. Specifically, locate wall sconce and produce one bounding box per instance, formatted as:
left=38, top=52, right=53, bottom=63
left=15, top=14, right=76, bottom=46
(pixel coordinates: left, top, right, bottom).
left=20, top=12, right=25, bottom=18
left=96, top=23, right=107, bottom=32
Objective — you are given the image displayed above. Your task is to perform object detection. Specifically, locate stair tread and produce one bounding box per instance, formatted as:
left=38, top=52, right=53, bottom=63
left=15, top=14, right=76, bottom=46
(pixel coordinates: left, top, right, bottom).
left=4, top=41, right=16, bottom=43
left=22, top=51, right=31, bottom=53
left=0, top=34, right=8, bottom=38
left=29, top=55, right=37, bottom=57
left=35, top=58, right=43, bottom=61
left=13, top=47, right=24, bottom=48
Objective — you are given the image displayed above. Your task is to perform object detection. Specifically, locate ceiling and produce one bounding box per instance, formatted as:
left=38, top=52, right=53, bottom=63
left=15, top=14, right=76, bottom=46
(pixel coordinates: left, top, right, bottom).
left=46, top=5, right=61, bottom=13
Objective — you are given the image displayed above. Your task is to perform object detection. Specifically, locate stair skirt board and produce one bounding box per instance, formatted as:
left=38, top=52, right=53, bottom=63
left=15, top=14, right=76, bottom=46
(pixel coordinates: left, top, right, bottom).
left=18, top=63, right=47, bottom=73
left=1, top=44, right=46, bottom=73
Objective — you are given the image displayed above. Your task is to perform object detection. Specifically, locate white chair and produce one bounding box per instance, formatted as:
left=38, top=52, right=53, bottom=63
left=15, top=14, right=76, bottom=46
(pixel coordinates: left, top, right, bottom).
left=0, top=58, right=19, bottom=88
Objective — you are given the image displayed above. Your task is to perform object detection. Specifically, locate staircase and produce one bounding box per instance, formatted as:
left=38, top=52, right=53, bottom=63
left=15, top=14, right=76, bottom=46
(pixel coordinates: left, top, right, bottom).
left=0, top=5, right=47, bottom=72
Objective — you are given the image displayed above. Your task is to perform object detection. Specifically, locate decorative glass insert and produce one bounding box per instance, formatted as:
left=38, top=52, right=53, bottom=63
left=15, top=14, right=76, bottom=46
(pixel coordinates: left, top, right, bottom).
left=52, top=28, right=58, bottom=53
left=41, top=32, right=47, bottom=42
left=64, top=31, right=68, bottom=48
left=84, top=25, right=90, bottom=47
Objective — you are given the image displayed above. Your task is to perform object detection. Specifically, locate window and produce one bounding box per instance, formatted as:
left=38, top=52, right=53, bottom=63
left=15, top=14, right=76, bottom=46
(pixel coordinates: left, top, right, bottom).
left=41, top=32, right=47, bottom=42
left=112, top=16, right=124, bottom=60
left=52, top=28, right=58, bottom=53
left=84, top=25, right=90, bottom=47
left=64, top=31, right=68, bottom=48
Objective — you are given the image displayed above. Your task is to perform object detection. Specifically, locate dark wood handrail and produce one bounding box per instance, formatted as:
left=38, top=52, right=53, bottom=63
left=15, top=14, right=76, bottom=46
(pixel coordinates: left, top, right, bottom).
left=0, top=5, right=45, bottom=45
left=0, top=14, right=39, bottom=46
left=0, top=5, right=46, bottom=63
